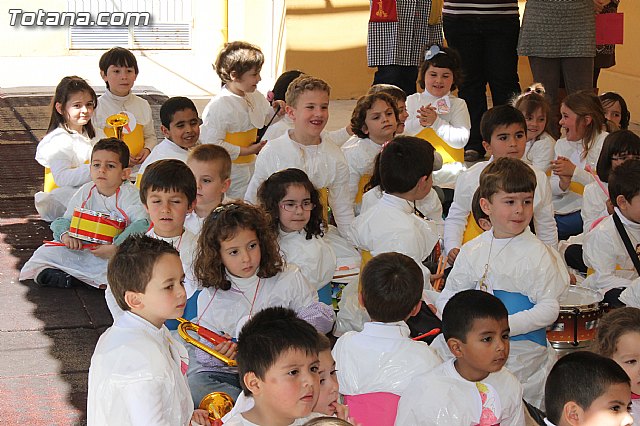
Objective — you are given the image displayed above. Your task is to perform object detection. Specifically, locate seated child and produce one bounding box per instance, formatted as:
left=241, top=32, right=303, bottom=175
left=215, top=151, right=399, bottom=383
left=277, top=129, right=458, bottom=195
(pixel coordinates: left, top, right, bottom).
left=444, top=105, right=557, bottom=265
left=105, top=159, right=199, bottom=322
left=20, top=138, right=149, bottom=288
left=185, top=144, right=232, bottom=235
left=594, top=307, right=640, bottom=420
left=471, top=187, right=492, bottom=233
left=347, top=135, right=439, bottom=289
left=314, top=334, right=349, bottom=420
left=367, top=84, right=409, bottom=134
left=244, top=75, right=354, bottom=237
left=137, top=96, right=201, bottom=179
left=257, top=168, right=337, bottom=304
left=262, top=70, right=352, bottom=146
left=543, top=351, right=633, bottom=426
left=34, top=76, right=97, bottom=221
left=342, top=92, right=399, bottom=213
left=200, top=41, right=283, bottom=199
left=404, top=45, right=470, bottom=190
left=600, top=92, right=631, bottom=130
left=221, top=306, right=323, bottom=426
left=396, top=290, right=525, bottom=425
left=584, top=160, right=640, bottom=307
left=87, top=235, right=209, bottom=426
left=188, top=202, right=335, bottom=405
left=437, top=157, right=569, bottom=408
left=93, top=47, right=157, bottom=168
left=513, top=87, right=556, bottom=174
left=333, top=252, right=441, bottom=399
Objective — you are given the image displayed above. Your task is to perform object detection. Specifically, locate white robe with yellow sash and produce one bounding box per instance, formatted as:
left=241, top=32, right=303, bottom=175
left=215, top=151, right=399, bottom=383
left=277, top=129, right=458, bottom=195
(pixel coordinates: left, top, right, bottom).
left=341, top=136, right=382, bottom=214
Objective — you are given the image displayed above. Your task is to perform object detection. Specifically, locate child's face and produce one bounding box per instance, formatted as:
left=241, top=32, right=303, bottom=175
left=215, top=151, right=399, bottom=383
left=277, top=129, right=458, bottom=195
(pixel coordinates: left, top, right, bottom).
left=279, top=184, right=313, bottom=233
left=131, top=253, right=187, bottom=328
left=612, top=332, right=640, bottom=395
left=524, top=107, right=546, bottom=141
left=396, top=99, right=409, bottom=134
left=90, top=150, right=129, bottom=196
left=603, top=101, right=623, bottom=127
left=143, top=189, right=192, bottom=238
left=480, top=190, right=534, bottom=239
left=228, top=67, right=261, bottom=96
left=314, top=349, right=340, bottom=416
left=618, top=194, right=640, bottom=225
left=424, top=65, right=454, bottom=98
left=101, top=65, right=137, bottom=97
left=560, top=105, right=590, bottom=142
left=362, top=99, right=397, bottom=145
left=220, top=227, right=261, bottom=278
left=188, top=159, right=230, bottom=216
left=452, top=317, right=510, bottom=382
left=286, top=90, right=330, bottom=141
left=57, top=90, right=95, bottom=133
left=579, top=383, right=633, bottom=426
left=249, top=348, right=320, bottom=424
left=162, top=109, right=200, bottom=149
left=482, top=123, right=526, bottom=159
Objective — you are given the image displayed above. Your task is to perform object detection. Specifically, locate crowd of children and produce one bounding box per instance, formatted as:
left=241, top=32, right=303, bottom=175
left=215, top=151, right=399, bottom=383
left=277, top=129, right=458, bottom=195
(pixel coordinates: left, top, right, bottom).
left=18, top=40, right=640, bottom=425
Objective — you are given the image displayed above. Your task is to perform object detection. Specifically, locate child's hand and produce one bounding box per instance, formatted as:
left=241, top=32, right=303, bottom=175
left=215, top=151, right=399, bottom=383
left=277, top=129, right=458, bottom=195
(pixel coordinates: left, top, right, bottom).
left=558, top=175, right=572, bottom=192
left=551, top=156, right=576, bottom=177
left=214, top=337, right=238, bottom=360
left=61, top=233, right=84, bottom=250
left=89, top=244, right=118, bottom=259
left=272, top=100, right=286, bottom=116
left=191, top=409, right=211, bottom=426
left=429, top=272, right=444, bottom=283
left=334, top=402, right=349, bottom=420
left=130, top=148, right=151, bottom=166
left=241, top=140, right=267, bottom=156
left=569, top=273, right=577, bottom=285
left=447, top=248, right=460, bottom=266
left=418, top=104, right=437, bottom=127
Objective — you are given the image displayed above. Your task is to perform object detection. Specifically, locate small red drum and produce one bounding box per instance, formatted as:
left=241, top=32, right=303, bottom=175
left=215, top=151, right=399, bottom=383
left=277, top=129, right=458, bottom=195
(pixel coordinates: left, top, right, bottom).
left=547, top=286, right=604, bottom=349
left=68, top=208, right=126, bottom=244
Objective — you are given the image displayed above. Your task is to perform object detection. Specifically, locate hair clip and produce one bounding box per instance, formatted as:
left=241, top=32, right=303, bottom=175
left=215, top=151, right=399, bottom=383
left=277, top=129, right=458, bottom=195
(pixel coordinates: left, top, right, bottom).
left=211, top=203, right=241, bottom=220
left=266, top=90, right=275, bottom=103
left=524, top=86, right=545, bottom=95
left=424, top=45, right=445, bottom=61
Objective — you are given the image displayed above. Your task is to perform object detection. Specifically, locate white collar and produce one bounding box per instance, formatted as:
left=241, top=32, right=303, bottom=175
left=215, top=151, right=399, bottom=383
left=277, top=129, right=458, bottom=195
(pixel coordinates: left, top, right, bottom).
left=380, top=192, right=414, bottom=214
left=615, top=207, right=640, bottom=231
left=226, top=270, right=260, bottom=292
left=104, top=89, right=133, bottom=102
left=362, top=321, right=411, bottom=338
left=117, top=310, right=168, bottom=341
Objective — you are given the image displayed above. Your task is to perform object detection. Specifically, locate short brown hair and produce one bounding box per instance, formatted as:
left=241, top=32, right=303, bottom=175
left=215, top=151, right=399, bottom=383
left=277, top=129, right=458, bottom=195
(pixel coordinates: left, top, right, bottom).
left=593, top=307, right=640, bottom=358
left=140, top=159, right=197, bottom=206
left=285, top=75, right=331, bottom=108
left=187, top=144, right=232, bottom=180
left=350, top=92, right=399, bottom=139
left=215, top=41, right=264, bottom=84
left=107, top=235, right=179, bottom=311
left=194, top=202, right=283, bottom=290
left=478, top=157, right=536, bottom=201
left=367, top=84, right=407, bottom=103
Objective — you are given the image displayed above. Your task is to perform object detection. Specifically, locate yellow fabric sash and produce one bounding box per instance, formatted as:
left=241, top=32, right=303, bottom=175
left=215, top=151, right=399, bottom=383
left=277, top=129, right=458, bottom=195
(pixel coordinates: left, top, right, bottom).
left=226, top=129, right=258, bottom=164
left=569, top=181, right=585, bottom=196
left=462, top=212, right=484, bottom=244
left=416, top=127, right=464, bottom=164
left=318, top=187, right=329, bottom=224
left=358, top=249, right=373, bottom=292
left=355, top=174, right=371, bottom=204
left=104, top=124, right=145, bottom=157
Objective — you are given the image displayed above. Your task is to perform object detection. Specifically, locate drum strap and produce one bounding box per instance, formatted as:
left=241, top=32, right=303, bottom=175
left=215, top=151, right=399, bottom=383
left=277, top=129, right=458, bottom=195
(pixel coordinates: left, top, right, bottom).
left=82, top=185, right=130, bottom=225
left=613, top=212, right=640, bottom=275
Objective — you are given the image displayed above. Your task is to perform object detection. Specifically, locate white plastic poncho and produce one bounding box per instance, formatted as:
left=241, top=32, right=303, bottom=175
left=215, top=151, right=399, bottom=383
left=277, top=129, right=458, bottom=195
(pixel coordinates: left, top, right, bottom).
left=87, top=311, right=194, bottom=426
left=581, top=180, right=609, bottom=234
left=278, top=229, right=337, bottom=291
left=436, top=228, right=569, bottom=408
left=137, top=137, right=190, bottom=178
left=332, top=321, right=442, bottom=396
left=341, top=136, right=382, bottom=212
left=20, top=181, right=148, bottom=288
left=34, top=127, right=93, bottom=221
left=200, top=86, right=273, bottom=199
left=444, top=158, right=558, bottom=255
left=522, top=133, right=555, bottom=174
left=395, top=358, right=526, bottom=426
left=244, top=131, right=355, bottom=237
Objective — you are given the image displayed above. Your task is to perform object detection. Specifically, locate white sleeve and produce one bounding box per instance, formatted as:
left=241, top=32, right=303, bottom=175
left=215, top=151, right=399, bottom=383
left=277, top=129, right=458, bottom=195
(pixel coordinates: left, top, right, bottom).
left=532, top=171, right=558, bottom=248
left=502, top=379, right=526, bottom=426
left=283, top=237, right=337, bottom=290
left=572, top=165, right=595, bottom=186
left=508, top=295, right=559, bottom=337
left=430, top=98, right=470, bottom=149
left=328, top=127, right=351, bottom=147
left=443, top=175, right=470, bottom=254
left=619, top=278, right=640, bottom=308
left=403, top=93, right=424, bottom=136
left=120, top=378, right=174, bottom=426
left=200, top=99, right=241, bottom=159
left=529, top=137, right=555, bottom=173
left=141, top=102, right=158, bottom=150
left=583, top=228, right=635, bottom=292
left=582, top=184, right=608, bottom=234
left=49, top=159, right=91, bottom=188
left=244, top=146, right=272, bottom=203
left=327, top=151, right=356, bottom=236
left=343, top=150, right=362, bottom=210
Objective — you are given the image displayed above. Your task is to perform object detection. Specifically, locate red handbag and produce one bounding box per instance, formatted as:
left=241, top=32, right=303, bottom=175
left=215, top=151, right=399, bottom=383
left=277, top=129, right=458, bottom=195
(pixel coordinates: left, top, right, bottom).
left=369, top=0, right=398, bottom=23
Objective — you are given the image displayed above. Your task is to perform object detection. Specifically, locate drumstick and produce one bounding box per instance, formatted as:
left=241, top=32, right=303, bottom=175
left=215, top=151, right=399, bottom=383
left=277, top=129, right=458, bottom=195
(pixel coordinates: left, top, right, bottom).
left=412, top=328, right=441, bottom=341
left=432, top=254, right=446, bottom=291
left=43, top=240, right=100, bottom=249
left=584, top=164, right=609, bottom=197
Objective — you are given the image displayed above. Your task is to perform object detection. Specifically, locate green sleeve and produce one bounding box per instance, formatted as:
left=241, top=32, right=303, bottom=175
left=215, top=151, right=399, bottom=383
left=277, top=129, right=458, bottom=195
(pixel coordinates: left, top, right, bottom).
left=113, top=219, right=150, bottom=245
left=50, top=218, right=72, bottom=241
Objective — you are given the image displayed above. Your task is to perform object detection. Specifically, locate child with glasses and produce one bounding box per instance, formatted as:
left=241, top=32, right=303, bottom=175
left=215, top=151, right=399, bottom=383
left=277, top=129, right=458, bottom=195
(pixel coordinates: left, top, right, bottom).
left=257, top=168, right=337, bottom=305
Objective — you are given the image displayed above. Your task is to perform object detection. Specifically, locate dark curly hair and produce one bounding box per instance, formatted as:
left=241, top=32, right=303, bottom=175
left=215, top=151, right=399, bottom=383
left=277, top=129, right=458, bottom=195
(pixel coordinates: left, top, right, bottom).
left=350, top=92, right=399, bottom=139
left=257, top=168, right=324, bottom=239
left=194, top=202, right=283, bottom=290
left=593, top=307, right=640, bottom=358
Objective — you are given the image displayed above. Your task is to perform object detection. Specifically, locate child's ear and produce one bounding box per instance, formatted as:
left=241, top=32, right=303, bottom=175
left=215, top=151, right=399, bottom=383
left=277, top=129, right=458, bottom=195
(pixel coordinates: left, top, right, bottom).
left=583, top=115, right=593, bottom=127
left=243, top=372, right=261, bottom=395
left=222, top=178, right=231, bottom=194
left=361, top=124, right=369, bottom=136
left=187, top=200, right=195, bottom=214
left=100, top=70, right=108, bottom=82
left=55, top=102, right=63, bottom=116
left=446, top=337, right=464, bottom=358
left=482, top=140, right=492, bottom=156
left=121, top=167, right=132, bottom=181
left=616, top=194, right=628, bottom=209
left=357, top=291, right=365, bottom=308
left=160, top=125, right=171, bottom=138
left=285, top=104, right=296, bottom=121
left=229, top=70, right=239, bottom=81
left=124, top=290, right=144, bottom=310
left=479, top=197, right=492, bottom=216
left=562, top=401, right=583, bottom=426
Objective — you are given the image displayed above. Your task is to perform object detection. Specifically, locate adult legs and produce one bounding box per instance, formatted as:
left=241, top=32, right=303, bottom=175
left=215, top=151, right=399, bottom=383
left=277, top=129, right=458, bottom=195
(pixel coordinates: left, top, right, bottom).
left=562, top=57, right=595, bottom=95
left=484, top=18, right=521, bottom=109
left=529, top=56, right=562, bottom=137
left=373, top=65, right=419, bottom=96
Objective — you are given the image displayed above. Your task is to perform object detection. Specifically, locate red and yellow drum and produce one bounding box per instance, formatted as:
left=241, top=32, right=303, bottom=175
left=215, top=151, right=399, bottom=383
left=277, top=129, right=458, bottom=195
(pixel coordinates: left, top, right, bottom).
left=69, top=208, right=126, bottom=244
left=547, top=286, right=604, bottom=349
